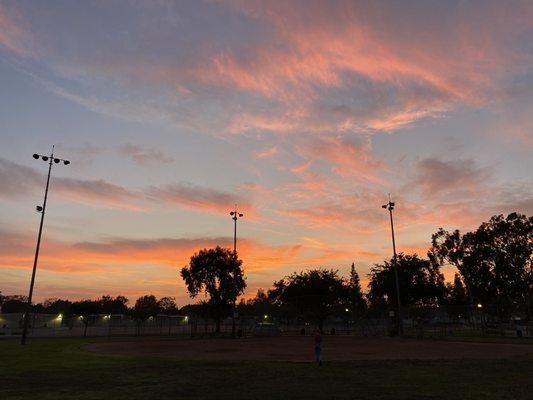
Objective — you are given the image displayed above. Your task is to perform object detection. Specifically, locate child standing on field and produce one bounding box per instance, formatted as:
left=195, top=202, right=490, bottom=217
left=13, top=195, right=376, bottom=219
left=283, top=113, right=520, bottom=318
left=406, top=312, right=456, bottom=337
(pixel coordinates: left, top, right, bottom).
left=314, top=329, right=323, bottom=366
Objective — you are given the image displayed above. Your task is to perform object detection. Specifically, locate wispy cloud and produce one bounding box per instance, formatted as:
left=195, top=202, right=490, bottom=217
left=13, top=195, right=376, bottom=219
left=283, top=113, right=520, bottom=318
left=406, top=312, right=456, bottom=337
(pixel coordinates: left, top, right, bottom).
left=0, top=157, right=142, bottom=210
left=2, top=1, right=531, bottom=136
left=118, top=143, right=174, bottom=165
left=146, top=182, right=253, bottom=215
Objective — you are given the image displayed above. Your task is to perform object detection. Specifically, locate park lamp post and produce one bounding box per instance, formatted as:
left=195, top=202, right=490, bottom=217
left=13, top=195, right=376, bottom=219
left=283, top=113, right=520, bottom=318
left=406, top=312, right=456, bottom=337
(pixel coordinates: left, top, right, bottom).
left=230, top=206, right=244, bottom=254
left=382, top=197, right=403, bottom=336
left=21, top=147, right=70, bottom=345
left=229, top=206, right=244, bottom=337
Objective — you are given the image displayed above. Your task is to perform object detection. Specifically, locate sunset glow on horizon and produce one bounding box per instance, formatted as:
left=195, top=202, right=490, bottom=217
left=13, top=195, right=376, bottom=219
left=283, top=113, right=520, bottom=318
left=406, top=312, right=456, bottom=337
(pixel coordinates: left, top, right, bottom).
left=1, top=0, right=532, bottom=305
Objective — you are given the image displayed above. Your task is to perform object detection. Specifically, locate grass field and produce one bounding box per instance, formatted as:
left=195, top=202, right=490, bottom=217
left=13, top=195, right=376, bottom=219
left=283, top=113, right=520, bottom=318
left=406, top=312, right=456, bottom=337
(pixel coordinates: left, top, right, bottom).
left=1, top=337, right=532, bottom=400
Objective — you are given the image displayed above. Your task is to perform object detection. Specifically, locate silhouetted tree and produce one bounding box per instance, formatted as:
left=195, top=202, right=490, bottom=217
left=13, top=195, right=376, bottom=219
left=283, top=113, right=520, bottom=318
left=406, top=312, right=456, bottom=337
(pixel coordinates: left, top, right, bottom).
left=268, top=269, right=348, bottom=331
left=0, top=295, right=29, bottom=313
left=443, top=273, right=470, bottom=319
left=158, top=297, right=179, bottom=315
left=430, top=212, right=533, bottom=319
left=181, top=247, right=246, bottom=333
left=238, top=289, right=277, bottom=319
left=348, top=262, right=367, bottom=320
left=99, top=295, right=129, bottom=315
left=367, top=253, right=445, bottom=310
left=40, top=298, right=72, bottom=315
left=71, top=300, right=101, bottom=337
left=132, top=295, right=161, bottom=322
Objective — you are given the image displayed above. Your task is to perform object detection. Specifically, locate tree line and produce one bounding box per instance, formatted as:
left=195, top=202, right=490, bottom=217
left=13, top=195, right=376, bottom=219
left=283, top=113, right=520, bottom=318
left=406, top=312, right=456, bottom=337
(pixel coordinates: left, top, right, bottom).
left=179, top=212, right=532, bottom=330
left=2, top=212, right=531, bottom=332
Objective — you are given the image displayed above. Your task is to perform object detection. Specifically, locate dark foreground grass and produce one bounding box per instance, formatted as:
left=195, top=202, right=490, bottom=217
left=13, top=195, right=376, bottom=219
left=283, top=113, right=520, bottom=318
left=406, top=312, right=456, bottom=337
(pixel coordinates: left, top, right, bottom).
left=1, top=338, right=532, bottom=400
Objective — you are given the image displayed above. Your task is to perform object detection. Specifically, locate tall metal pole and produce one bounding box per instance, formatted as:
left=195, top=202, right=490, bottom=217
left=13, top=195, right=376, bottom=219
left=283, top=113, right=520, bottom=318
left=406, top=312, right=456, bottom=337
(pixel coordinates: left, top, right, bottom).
left=229, top=206, right=243, bottom=337
left=233, top=210, right=237, bottom=253
left=21, top=147, right=70, bottom=345
left=383, top=197, right=403, bottom=336
left=21, top=153, right=53, bottom=344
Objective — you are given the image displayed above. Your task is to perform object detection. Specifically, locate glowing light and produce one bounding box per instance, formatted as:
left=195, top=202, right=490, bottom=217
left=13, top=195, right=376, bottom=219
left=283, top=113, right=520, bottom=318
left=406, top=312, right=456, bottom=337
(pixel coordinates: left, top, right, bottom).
left=477, top=303, right=483, bottom=309
left=56, top=313, right=63, bottom=320
left=263, top=314, right=268, bottom=319
left=345, top=308, right=349, bottom=312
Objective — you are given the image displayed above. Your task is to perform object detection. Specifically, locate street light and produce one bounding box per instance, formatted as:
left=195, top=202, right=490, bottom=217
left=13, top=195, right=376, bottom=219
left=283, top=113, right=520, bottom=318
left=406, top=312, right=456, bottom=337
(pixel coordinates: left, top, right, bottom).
left=229, top=205, right=244, bottom=337
left=382, top=196, right=403, bottom=336
left=230, top=206, right=244, bottom=253
left=21, top=146, right=70, bottom=345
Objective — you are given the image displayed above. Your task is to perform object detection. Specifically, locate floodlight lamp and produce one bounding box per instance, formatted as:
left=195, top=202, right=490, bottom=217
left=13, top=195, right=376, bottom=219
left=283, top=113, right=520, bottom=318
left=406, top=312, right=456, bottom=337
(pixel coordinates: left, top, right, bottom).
left=42, top=156, right=49, bottom=161
left=239, top=213, right=243, bottom=217
left=54, top=158, right=60, bottom=163
left=36, top=205, right=43, bottom=212
left=230, top=211, right=235, bottom=216
left=33, top=154, right=39, bottom=159
left=382, top=204, right=387, bottom=209
left=63, top=160, right=70, bottom=165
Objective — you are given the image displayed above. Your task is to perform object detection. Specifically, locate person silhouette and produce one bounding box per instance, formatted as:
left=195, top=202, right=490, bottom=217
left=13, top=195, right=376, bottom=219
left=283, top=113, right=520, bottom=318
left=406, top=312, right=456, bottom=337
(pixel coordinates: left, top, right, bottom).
left=314, top=329, right=323, bottom=366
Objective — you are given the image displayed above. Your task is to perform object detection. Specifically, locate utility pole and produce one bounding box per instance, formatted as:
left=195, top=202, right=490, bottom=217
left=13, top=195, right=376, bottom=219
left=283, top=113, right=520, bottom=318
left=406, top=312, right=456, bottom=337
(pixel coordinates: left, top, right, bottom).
left=21, top=147, right=70, bottom=345
left=382, top=196, right=403, bottom=336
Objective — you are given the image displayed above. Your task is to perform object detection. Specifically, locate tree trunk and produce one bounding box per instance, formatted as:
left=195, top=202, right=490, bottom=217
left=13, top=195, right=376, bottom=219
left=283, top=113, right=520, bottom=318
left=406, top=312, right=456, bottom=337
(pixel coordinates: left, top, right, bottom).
left=83, top=320, right=88, bottom=337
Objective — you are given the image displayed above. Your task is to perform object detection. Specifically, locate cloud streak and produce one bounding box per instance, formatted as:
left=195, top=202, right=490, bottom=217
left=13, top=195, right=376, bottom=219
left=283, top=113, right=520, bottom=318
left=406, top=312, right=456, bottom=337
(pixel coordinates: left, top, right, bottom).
left=2, top=1, right=531, bottom=136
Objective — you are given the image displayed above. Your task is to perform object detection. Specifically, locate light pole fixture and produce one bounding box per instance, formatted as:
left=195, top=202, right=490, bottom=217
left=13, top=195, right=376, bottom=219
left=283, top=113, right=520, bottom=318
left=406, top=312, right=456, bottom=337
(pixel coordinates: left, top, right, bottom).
left=21, top=146, right=70, bottom=345
left=382, top=196, right=403, bottom=336
left=230, top=205, right=244, bottom=253
left=229, top=205, right=243, bottom=337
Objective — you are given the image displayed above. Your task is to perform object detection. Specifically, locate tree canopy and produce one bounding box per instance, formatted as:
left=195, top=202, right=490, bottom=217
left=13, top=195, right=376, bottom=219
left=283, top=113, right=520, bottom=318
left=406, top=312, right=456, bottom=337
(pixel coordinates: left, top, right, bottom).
left=268, top=269, right=348, bottom=330
left=430, top=212, right=533, bottom=318
left=180, top=246, right=246, bottom=332
left=367, top=253, right=446, bottom=309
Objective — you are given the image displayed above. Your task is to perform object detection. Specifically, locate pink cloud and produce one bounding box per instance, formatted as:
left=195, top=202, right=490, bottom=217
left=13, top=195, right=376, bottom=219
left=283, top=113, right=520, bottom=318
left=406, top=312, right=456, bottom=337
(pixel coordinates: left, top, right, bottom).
left=295, top=135, right=385, bottom=184
left=0, top=4, right=31, bottom=56
left=146, top=183, right=254, bottom=216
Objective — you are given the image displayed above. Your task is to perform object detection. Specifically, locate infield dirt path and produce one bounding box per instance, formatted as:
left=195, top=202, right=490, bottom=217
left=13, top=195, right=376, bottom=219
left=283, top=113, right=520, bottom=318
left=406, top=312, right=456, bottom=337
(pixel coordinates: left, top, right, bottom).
left=87, top=336, right=533, bottom=362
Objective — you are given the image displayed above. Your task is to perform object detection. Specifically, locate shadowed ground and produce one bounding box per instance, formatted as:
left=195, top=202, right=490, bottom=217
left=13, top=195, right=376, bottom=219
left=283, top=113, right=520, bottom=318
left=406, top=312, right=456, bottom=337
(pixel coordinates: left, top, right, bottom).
left=87, top=336, right=533, bottom=362
left=2, top=337, right=532, bottom=400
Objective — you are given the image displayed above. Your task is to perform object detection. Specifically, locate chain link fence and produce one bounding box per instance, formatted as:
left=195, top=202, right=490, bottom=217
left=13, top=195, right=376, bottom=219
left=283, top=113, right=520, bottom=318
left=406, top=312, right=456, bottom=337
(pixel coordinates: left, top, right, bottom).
left=1, top=304, right=531, bottom=339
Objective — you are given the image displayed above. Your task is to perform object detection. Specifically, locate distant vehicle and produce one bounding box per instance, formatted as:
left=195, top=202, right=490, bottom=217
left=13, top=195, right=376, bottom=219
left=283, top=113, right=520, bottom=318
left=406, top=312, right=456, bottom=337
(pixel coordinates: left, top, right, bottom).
left=252, top=322, right=281, bottom=337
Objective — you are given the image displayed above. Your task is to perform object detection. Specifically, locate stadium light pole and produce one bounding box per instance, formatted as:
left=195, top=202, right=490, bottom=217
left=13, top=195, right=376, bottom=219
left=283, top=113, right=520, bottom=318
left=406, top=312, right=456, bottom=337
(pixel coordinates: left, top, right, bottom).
left=229, top=205, right=243, bottom=337
left=21, top=146, right=70, bottom=345
left=382, top=196, right=403, bottom=336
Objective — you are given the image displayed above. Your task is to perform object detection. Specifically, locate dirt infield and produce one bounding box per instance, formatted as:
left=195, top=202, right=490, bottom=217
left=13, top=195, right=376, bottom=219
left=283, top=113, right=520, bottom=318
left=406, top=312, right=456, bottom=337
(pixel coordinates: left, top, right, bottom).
left=87, top=336, right=533, bottom=362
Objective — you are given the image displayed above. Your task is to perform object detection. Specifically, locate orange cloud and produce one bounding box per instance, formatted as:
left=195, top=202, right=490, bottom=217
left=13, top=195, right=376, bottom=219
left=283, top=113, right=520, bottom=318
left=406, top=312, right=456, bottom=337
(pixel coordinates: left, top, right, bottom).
left=0, top=229, right=303, bottom=275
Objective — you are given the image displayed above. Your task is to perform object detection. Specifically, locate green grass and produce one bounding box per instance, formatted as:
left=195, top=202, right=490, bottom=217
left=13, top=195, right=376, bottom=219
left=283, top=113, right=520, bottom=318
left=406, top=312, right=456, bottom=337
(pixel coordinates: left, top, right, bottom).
left=1, top=338, right=532, bottom=400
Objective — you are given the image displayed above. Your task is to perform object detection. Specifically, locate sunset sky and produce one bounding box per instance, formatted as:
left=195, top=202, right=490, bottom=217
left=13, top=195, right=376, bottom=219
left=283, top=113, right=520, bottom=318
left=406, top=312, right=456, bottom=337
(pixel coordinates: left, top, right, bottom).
left=1, top=0, right=532, bottom=305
